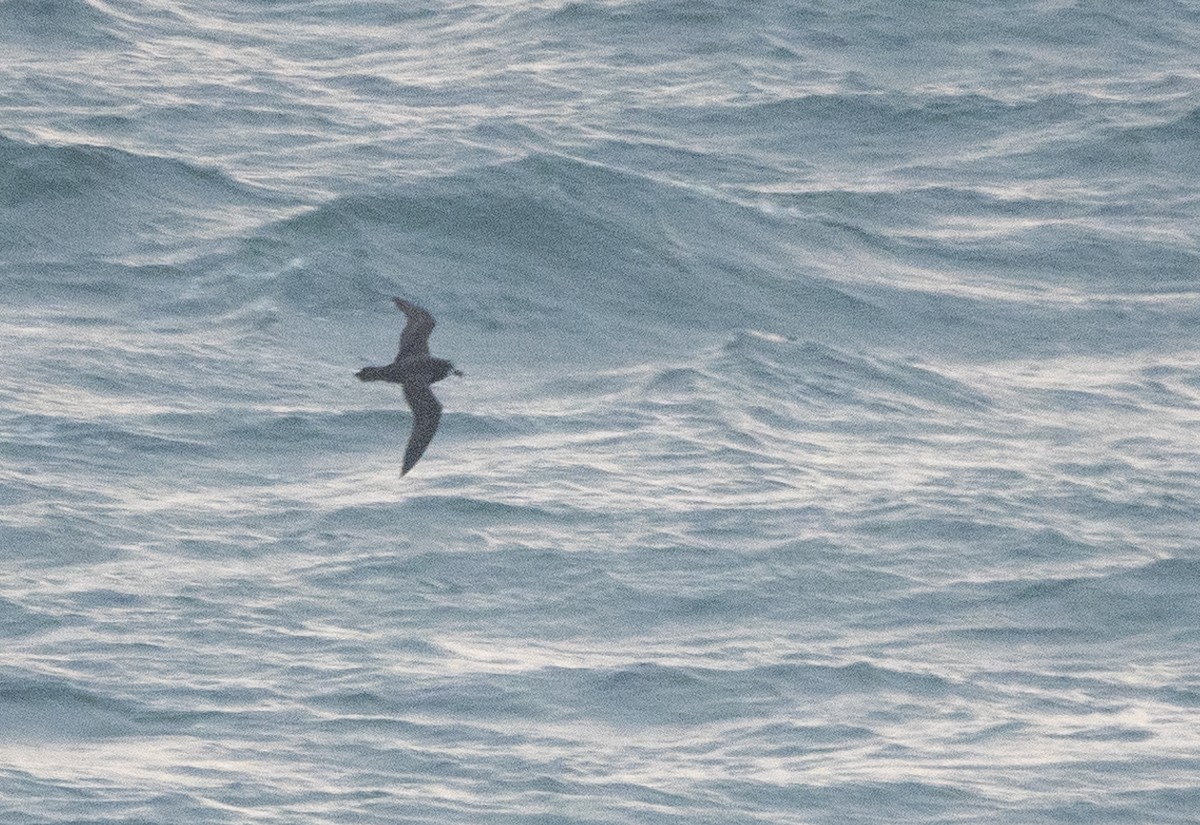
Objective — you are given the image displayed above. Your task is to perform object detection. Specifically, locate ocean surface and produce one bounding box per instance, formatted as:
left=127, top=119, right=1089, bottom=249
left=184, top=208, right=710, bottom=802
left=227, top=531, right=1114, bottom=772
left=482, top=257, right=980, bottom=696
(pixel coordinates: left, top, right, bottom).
left=3, top=1, right=1200, bottom=822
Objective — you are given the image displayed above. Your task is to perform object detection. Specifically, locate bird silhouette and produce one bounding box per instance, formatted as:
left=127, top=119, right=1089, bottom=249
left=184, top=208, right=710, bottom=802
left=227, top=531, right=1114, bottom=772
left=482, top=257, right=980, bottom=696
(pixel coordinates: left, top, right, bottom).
left=356, top=298, right=462, bottom=475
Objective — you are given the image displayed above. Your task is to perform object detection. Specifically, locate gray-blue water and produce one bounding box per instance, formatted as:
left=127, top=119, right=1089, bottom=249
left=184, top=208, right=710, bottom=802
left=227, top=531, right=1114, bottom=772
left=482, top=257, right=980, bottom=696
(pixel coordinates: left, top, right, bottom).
left=3, top=1, right=1200, bottom=822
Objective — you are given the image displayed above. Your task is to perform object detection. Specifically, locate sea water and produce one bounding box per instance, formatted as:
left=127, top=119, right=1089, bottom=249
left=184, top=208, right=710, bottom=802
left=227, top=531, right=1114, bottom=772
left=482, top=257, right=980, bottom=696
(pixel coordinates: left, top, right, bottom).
left=2, top=1, right=1199, bottom=822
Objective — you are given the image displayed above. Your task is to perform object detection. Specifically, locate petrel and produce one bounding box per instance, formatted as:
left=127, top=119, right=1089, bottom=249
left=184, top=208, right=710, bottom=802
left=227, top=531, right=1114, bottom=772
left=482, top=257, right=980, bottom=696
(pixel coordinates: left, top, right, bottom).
left=356, top=297, right=462, bottom=475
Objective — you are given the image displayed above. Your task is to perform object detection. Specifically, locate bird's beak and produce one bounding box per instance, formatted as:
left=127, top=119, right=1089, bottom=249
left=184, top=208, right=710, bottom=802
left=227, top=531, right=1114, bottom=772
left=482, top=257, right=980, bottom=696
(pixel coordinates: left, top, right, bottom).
left=452, top=368, right=465, bottom=377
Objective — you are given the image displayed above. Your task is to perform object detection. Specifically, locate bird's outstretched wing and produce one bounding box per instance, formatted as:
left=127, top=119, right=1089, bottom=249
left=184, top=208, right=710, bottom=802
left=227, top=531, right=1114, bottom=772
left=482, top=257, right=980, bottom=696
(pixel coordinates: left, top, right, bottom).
left=394, top=298, right=436, bottom=361
left=401, top=382, right=443, bottom=475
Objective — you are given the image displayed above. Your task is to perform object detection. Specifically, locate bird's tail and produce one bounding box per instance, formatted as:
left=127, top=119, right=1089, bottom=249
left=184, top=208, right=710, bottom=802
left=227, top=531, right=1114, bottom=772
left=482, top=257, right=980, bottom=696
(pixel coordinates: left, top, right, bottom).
left=356, top=366, right=388, bottom=381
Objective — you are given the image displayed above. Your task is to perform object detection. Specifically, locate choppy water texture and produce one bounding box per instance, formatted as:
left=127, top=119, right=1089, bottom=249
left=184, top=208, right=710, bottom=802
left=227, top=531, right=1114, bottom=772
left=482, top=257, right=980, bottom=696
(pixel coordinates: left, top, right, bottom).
left=3, top=1, right=1200, bottom=822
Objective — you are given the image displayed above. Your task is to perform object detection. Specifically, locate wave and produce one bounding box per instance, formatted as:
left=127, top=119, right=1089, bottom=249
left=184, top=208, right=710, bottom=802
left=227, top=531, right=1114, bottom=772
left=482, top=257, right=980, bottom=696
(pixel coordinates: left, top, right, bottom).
left=197, top=152, right=885, bottom=350
left=0, top=134, right=283, bottom=265
left=0, top=0, right=122, bottom=48
left=673, top=90, right=1085, bottom=147
left=711, top=332, right=993, bottom=411
left=549, top=0, right=748, bottom=28
left=117, top=140, right=1192, bottom=365
left=0, top=672, right=142, bottom=740
left=9, top=125, right=1189, bottom=364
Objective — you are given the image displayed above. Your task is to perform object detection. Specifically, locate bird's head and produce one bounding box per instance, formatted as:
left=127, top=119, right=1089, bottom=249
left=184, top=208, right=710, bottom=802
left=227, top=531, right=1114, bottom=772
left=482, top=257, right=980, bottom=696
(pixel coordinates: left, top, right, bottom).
left=430, top=358, right=463, bottom=381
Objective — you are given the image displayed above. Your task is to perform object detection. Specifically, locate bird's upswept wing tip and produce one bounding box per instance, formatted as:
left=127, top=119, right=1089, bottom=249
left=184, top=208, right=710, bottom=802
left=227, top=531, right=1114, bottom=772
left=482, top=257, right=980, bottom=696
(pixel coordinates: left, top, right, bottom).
left=392, top=297, right=436, bottom=361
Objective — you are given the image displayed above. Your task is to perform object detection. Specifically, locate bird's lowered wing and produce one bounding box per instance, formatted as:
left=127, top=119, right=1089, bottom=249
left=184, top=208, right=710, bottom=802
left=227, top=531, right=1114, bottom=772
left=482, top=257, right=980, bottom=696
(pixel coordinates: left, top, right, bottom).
left=401, top=382, right=443, bottom=475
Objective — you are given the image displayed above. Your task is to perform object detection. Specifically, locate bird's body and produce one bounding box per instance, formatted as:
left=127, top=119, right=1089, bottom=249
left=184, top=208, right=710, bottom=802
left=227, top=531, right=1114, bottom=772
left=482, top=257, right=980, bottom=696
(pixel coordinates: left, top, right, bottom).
left=356, top=298, right=461, bottom=475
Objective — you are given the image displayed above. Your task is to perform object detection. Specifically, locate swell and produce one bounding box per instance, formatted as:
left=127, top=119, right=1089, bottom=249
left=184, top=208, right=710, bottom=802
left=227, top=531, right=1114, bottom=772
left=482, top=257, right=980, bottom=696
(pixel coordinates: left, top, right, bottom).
left=0, top=134, right=285, bottom=265
left=104, top=138, right=1197, bottom=364
left=0, top=0, right=123, bottom=48
left=224, top=152, right=886, bottom=351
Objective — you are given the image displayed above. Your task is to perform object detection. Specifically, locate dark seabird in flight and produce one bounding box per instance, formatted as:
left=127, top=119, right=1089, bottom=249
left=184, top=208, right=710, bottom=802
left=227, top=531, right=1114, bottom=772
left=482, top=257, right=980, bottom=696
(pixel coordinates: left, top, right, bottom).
left=356, top=297, right=462, bottom=475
